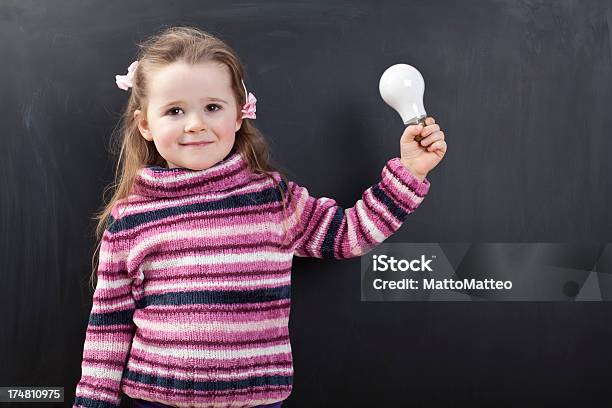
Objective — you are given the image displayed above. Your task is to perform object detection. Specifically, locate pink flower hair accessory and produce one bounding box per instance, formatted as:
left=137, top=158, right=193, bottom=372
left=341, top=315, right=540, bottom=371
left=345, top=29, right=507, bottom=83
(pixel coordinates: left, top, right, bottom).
left=116, top=60, right=138, bottom=90
left=241, top=79, right=257, bottom=119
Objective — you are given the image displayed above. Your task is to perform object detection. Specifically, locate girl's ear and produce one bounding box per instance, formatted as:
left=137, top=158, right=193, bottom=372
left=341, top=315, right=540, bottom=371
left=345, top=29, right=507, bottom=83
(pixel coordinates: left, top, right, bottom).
left=134, top=109, right=153, bottom=141
left=235, top=117, right=243, bottom=133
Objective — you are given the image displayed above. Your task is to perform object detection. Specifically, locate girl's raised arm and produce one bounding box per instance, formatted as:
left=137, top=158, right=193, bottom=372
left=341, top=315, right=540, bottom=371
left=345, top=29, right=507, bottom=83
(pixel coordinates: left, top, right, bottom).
left=285, top=157, right=430, bottom=259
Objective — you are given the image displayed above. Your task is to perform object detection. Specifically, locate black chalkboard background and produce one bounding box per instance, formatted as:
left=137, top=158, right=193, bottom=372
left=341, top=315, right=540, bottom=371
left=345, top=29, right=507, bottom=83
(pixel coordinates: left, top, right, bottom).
left=1, top=0, right=612, bottom=406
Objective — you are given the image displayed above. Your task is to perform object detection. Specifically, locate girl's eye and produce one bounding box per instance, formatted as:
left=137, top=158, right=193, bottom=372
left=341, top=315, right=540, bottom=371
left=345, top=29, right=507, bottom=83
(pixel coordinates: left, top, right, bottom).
left=166, top=105, right=221, bottom=115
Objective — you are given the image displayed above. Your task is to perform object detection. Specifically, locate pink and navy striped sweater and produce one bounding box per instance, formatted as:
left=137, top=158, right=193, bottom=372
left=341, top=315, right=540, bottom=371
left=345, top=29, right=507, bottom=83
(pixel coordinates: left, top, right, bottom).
left=73, top=149, right=430, bottom=408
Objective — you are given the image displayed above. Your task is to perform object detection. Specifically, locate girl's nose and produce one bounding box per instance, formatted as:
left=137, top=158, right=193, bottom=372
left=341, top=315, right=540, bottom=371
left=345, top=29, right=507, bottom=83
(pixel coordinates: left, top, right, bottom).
left=185, top=112, right=208, bottom=133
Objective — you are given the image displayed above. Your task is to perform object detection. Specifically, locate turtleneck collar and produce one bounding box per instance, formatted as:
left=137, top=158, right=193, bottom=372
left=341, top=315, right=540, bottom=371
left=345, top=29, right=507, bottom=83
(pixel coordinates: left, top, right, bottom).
left=132, top=149, right=253, bottom=198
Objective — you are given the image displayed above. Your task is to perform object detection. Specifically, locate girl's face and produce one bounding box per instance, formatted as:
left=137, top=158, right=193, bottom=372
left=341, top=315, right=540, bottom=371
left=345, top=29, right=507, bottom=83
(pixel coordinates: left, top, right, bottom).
left=134, top=61, right=243, bottom=170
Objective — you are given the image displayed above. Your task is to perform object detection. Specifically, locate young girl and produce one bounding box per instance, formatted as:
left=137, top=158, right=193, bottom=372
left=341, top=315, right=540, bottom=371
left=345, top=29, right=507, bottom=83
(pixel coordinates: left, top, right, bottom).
left=72, top=26, right=447, bottom=408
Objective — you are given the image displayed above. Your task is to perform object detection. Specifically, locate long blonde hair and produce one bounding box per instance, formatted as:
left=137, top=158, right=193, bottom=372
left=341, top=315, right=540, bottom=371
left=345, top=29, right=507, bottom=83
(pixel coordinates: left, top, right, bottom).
left=89, top=26, right=292, bottom=290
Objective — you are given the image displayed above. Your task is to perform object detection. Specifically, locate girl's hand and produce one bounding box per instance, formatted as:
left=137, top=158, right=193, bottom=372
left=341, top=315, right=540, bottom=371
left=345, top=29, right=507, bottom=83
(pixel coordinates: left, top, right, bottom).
left=399, top=116, right=447, bottom=181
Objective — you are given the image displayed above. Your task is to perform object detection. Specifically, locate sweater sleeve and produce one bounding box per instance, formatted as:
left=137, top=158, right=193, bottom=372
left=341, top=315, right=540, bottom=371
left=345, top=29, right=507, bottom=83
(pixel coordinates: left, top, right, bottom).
left=73, top=225, right=136, bottom=408
left=286, top=157, right=431, bottom=259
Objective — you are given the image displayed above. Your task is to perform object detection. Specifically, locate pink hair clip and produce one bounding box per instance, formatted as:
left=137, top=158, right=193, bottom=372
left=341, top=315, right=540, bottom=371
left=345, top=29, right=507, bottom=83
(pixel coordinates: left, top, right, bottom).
left=241, top=79, right=257, bottom=119
left=115, top=60, right=138, bottom=90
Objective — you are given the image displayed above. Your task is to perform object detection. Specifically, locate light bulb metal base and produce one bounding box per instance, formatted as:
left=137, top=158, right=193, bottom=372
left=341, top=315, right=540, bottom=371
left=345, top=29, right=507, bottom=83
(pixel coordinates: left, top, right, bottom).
left=404, top=115, right=427, bottom=142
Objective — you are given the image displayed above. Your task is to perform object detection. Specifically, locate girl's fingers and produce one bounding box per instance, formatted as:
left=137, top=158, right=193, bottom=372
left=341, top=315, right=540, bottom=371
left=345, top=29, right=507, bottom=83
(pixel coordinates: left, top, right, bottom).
left=421, top=123, right=440, bottom=137
left=427, top=140, right=447, bottom=153
left=425, top=116, right=436, bottom=125
left=419, top=130, right=444, bottom=147
left=400, top=125, right=423, bottom=142
left=408, top=124, right=423, bottom=135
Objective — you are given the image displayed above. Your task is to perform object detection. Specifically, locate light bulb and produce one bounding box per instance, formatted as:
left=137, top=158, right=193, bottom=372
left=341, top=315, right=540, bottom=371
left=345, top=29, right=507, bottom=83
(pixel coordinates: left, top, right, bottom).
left=379, top=63, right=427, bottom=141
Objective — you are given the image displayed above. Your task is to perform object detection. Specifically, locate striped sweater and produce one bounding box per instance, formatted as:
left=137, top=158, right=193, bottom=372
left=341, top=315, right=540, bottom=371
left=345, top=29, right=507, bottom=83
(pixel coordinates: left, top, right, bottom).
left=73, top=149, right=430, bottom=408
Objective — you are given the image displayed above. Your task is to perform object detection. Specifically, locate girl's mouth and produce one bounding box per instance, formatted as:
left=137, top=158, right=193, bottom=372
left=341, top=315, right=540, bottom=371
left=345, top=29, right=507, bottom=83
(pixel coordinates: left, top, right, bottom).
left=181, top=141, right=213, bottom=147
